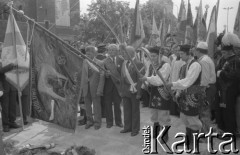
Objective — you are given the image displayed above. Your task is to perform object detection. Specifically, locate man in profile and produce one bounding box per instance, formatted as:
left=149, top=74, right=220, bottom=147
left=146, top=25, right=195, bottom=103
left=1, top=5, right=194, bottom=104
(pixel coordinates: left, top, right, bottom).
left=79, top=46, right=105, bottom=130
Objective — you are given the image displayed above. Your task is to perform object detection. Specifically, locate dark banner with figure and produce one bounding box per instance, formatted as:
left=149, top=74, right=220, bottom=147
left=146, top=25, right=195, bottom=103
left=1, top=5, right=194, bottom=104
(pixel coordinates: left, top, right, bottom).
left=30, top=24, right=83, bottom=129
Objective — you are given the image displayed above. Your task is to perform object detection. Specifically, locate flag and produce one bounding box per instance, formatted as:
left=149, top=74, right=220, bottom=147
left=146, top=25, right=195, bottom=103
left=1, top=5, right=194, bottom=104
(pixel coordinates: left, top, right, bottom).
left=158, top=20, right=162, bottom=37
left=234, top=2, right=240, bottom=38
left=161, top=9, right=167, bottom=45
left=165, top=24, right=171, bottom=39
left=202, top=5, right=208, bottom=30
left=148, top=11, right=161, bottom=46
left=184, top=0, right=193, bottom=44
left=178, top=0, right=186, bottom=22
left=206, top=6, right=217, bottom=58
left=175, top=0, right=187, bottom=44
left=30, top=22, right=83, bottom=129
left=167, top=24, right=171, bottom=34
left=216, top=0, right=220, bottom=23
left=2, top=9, right=29, bottom=91
left=193, top=10, right=199, bottom=44
left=184, top=26, right=193, bottom=45
left=196, top=0, right=207, bottom=41
left=130, top=0, right=145, bottom=48
left=186, top=0, right=193, bottom=26
left=151, top=12, right=159, bottom=35
left=158, top=20, right=163, bottom=46
left=177, top=0, right=187, bottom=31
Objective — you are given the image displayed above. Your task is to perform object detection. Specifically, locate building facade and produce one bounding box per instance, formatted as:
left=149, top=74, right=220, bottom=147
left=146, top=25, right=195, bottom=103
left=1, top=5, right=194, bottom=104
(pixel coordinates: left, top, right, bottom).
left=0, top=0, right=80, bottom=41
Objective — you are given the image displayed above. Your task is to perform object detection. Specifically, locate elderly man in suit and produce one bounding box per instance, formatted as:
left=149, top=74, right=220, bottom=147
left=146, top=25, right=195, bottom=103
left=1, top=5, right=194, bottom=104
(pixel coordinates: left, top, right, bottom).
left=96, top=44, right=108, bottom=119
left=80, top=46, right=105, bottom=130
left=0, top=63, right=19, bottom=132
left=120, top=45, right=144, bottom=136
left=103, top=44, right=123, bottom=128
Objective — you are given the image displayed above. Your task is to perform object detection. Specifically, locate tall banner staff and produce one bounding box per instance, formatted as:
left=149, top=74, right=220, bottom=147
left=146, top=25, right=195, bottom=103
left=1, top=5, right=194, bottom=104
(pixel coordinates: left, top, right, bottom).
left=95, top=10, right=144, bottom=78
left=11, top=4, right=24, bottom=130
left=0, top=113, right=5, bottom=155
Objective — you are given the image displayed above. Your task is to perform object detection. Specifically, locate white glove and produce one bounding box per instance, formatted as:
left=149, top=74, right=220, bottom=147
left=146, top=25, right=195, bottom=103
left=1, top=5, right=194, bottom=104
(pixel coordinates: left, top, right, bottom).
left=217, top=70, right=222, bottom=77
left=0, top=91, right=3, bottom=97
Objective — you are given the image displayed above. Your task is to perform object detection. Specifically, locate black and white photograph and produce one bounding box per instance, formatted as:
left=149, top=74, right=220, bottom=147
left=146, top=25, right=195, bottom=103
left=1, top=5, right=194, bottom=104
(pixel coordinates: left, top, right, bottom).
left=0, top=0, right=240, bottom=154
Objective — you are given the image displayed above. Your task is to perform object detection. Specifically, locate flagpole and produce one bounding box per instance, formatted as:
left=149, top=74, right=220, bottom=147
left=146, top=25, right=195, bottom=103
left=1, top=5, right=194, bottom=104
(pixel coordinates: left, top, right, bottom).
left=0, top=113, right=5, bottom=155
left=9, top=3, right=24, bottom=130
left=140, top=47, right=177, bottom=102
left=94, top=9, right=145, bottom=79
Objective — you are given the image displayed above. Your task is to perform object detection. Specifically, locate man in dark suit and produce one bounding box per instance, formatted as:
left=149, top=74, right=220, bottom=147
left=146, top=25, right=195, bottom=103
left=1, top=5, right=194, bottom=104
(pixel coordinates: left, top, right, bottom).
left=79, top=46, right=105, bottom=130
left=103, top=44, right=123, bottom=128
left=119, top=45, right=144, bottom=136
left=0, top=61, right=19, bottom=132
left=96, top=44, right=107, bottom=119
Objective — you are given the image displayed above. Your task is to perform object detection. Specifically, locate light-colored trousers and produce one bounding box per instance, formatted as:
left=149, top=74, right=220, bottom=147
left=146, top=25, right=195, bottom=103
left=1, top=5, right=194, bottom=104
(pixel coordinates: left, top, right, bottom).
left=180, top=112, right=202, bottom=131
left=151, top=109, right=171, bottom=126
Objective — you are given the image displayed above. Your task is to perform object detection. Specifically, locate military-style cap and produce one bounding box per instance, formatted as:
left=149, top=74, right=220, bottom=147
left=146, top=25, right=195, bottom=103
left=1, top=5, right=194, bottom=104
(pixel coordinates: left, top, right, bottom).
left=97, top=43, right=107, bottom=53
left=179, top=44, right=191, bottom=52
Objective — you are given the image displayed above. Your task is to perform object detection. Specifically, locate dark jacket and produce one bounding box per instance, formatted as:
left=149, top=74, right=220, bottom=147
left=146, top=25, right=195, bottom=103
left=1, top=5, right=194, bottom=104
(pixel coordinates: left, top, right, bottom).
left=79, top=59, right=105, bottom=98
left=0, top=63, right=15, bottom=92
left=120, top=59, right=144, bottom=98
left=104, top=56, right=124, bottom=96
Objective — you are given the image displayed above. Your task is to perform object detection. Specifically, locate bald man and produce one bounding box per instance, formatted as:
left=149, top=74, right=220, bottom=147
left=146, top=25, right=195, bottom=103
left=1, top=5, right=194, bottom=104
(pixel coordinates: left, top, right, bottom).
left=120, top=45, right=144, bottom=136
left=79, top=46, right=105, bottom=130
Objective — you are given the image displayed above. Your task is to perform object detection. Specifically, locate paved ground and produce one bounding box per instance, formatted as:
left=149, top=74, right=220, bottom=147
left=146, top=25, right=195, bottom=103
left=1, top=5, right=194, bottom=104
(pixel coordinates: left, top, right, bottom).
left=3, top=106, right=240, bottom=155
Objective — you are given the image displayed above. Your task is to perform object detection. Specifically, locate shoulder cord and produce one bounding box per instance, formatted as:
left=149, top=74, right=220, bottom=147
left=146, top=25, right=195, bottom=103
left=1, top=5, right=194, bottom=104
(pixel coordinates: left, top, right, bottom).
left=25, top=19, right=35, bottom=60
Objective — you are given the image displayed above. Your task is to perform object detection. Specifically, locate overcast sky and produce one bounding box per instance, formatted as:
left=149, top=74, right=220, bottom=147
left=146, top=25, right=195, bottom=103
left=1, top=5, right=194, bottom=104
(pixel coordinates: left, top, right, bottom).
left=80, top=0, right=240, bottom=34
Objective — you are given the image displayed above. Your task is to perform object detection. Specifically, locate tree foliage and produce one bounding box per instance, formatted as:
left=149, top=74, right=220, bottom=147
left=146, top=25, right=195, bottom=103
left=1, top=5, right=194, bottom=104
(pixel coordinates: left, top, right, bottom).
left=77, top=0, right=177, bottom=44
left=0, top=0, right=177, bottom=45
left=76, top=0, right=133, bottom=44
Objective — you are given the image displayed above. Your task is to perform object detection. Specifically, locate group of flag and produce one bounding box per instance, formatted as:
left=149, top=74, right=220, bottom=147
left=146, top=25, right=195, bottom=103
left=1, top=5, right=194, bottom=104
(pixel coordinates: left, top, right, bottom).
left=130, top=0, right=224, bottom=59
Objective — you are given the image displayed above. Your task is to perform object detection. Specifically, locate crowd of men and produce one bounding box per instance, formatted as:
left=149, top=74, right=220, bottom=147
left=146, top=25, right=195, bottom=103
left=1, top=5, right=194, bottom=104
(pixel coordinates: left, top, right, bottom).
left=0, top=32, right=240, bottom=149
left=77, top=32, right=240, bottom=149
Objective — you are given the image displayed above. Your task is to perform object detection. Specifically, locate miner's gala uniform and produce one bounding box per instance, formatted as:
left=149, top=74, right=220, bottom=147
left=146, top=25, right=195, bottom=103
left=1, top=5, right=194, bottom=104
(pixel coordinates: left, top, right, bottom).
left=172, top=58, right=206, bottom=136
left=146, top=61, right=171, bottom=126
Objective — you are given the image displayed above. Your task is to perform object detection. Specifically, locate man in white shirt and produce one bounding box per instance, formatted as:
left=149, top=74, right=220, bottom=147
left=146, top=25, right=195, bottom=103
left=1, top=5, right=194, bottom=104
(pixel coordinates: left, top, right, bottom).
left=167, top=45, right=205, bottom=149
left=140, top=47, right=171, bottom=143
left=169, top=45, right=185, bottom=117
left=194, top=42, right=217, bottom=133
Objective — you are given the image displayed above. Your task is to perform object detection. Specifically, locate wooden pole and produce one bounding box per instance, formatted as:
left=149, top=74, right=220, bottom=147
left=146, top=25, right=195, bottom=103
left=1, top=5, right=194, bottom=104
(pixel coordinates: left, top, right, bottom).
left=10, top=5, right=24, bottom=130
left=0, top=115, right=6, bottom=155
left=140, top=47, right=177, bottom=101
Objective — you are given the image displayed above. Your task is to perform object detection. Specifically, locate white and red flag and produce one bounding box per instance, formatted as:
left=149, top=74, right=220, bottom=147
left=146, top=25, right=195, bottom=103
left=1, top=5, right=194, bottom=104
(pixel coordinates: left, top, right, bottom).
left=2, top=8, right=30, bottom=91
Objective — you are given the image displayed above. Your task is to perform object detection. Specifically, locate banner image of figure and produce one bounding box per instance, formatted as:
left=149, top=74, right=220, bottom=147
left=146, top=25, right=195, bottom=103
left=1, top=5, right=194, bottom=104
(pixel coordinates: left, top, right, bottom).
left=30, top=25, right=83, bottom=129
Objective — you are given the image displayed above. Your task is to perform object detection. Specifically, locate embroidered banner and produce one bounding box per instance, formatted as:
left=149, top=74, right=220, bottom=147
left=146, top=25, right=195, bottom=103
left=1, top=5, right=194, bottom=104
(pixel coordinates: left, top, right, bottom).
left=30, top=24, right=82, bottom=129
